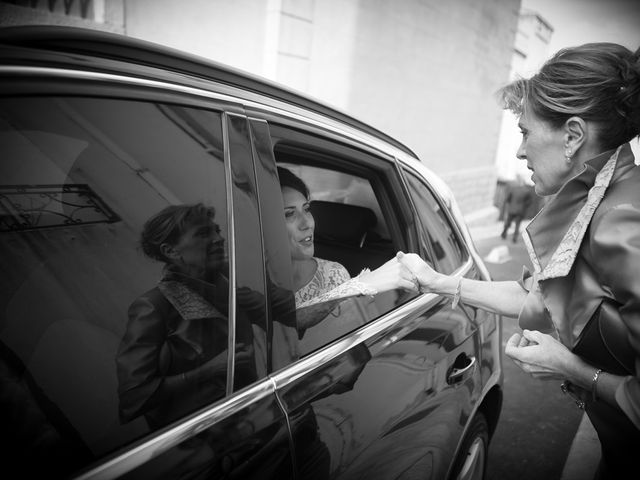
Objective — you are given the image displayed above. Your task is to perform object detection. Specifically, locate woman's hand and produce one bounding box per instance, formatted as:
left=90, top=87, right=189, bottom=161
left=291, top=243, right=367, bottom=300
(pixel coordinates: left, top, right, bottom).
left=191, top=344, right=253, bottom=383
left=395, top=251, right=443, bottom=293
left=359, top=257, right=419, bottom=293
left=504, top=329, right=573, bottom=379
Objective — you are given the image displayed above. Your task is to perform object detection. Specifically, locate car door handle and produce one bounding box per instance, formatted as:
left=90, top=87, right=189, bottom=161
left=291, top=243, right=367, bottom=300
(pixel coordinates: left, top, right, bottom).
left=447, top=355, right=476, bottom=385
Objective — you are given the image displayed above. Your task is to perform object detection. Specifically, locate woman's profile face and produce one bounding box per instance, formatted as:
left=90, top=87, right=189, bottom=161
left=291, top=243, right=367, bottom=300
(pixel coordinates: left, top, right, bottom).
left=282, top=186, right=315, bottom=261
left=169, top=219, right=226, bottom=274
left=517, top=109, right=574, bottom=196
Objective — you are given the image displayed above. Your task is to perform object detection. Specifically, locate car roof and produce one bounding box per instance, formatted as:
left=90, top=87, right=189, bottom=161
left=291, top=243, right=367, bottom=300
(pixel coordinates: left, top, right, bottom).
left=0, top=25, right=419, bottom=159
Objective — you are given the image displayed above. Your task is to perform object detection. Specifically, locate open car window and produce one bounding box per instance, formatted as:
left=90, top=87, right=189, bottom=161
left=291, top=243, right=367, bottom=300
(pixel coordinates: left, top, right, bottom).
left=273, top=145, right=420, bottom=357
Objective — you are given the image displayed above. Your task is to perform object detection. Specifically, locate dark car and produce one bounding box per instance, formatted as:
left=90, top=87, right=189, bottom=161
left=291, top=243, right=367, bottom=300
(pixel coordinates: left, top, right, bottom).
left=0, top=26, right=502, bottom=480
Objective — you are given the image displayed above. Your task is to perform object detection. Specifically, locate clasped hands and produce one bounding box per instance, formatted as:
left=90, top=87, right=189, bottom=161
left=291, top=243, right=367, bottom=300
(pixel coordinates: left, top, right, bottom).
left=360, top=251, right=444, bottom=294
left=505, top=329, right=574, bottom=379
left=358, top=254, right=420, bottom=293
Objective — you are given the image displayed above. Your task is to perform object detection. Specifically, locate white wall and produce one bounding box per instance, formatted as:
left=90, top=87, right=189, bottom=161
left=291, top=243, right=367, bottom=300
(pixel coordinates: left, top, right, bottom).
left=125, top=0, right=270, bottom=75
left=1, top=0, right=522, bottom=214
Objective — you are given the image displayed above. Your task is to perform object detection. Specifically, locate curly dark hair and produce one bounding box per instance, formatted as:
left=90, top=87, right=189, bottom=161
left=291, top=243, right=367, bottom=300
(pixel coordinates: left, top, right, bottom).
left=277, top=166, right=309, bottom=199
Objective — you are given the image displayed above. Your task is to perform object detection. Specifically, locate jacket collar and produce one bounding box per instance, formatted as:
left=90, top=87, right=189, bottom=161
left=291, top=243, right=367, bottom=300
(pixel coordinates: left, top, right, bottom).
left=158, top=266, right=227, bottom=319
left=523, top=143, right=633, bottom=280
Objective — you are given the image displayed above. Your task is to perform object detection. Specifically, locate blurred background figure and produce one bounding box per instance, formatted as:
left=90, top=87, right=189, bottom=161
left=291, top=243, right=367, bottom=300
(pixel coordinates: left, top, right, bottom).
left=500, top=173, right=535, bottom=243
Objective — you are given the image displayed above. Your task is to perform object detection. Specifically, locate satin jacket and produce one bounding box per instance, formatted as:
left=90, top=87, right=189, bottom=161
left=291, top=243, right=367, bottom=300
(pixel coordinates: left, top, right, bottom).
left=117, top=269, right=233, bottom=428
left=518, top=143, right=640, bottom=429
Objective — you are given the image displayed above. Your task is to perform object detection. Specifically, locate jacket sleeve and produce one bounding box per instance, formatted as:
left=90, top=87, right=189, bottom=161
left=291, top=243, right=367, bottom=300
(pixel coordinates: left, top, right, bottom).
left=590, top=203, right=640, bottom=429
left=117, top=294, right=231, bottom=424
left=516, top=267, right=555, bottom=334
left=116, top=294, right=168, bottom=423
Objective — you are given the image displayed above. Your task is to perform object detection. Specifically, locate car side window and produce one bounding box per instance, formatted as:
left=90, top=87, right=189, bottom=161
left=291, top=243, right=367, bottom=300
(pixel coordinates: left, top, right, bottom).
left=403, top=169, right=468, bottom=274
left=273, top=153, right=419, bottom=357
left=0, top=96, right=258, bottom=476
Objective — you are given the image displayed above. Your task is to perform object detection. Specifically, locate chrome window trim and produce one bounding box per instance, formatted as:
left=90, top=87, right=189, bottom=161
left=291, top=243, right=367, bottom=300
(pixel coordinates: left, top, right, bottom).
left=221, top=111, right=238, bottom=396
left=0, top=66, right=408, bottom=162
left=75, top=379, right=275, bottom=480
left=270, top=259, right=471, bottom=390
left=271, top=296, right=433, bottom=388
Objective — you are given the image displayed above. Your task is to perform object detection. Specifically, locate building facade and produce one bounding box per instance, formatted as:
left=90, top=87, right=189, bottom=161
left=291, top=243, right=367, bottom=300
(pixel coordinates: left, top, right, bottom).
left=0, top=0, right=124, bottom=32
left=494, top=8, right=553, bottom=184
left=1, top=0, right=521, bottom=215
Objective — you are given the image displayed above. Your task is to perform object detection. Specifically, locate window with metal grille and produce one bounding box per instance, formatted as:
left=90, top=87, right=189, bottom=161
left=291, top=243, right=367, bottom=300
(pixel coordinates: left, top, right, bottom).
left=1, top=0, right=94, bottom=20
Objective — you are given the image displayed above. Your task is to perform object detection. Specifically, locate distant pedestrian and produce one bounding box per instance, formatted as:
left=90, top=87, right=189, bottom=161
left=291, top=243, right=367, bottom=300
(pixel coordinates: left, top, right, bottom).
left=397, top=42, right=640, bottom=479
left=500, top=174, right=535, bottom=243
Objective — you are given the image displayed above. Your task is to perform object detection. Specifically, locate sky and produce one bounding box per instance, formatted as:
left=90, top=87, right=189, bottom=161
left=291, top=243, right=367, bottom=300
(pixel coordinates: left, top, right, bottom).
left=521, top=0, right=640, bottom=54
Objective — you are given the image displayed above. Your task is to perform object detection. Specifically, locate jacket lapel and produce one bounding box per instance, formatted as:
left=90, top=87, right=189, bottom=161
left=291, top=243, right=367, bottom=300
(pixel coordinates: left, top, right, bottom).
left=523, top=145, right=622, bottom=281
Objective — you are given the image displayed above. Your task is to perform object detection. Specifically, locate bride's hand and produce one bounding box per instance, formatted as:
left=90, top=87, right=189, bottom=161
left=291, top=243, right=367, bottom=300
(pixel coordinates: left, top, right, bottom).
left=395, top=251, right=441, bottom=293
left=358, top=257, right=419, bottom=293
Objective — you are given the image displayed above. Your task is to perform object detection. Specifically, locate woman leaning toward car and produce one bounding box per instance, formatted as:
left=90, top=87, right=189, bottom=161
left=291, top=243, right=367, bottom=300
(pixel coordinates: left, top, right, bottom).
left=398, top=42, right=640, bottom=479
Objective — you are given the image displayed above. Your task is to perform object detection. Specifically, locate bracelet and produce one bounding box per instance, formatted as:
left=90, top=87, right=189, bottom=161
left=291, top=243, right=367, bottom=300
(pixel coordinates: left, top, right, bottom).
left=592, top=368, right=603, bottom=402
left=451, top=276, right=462, bottom=309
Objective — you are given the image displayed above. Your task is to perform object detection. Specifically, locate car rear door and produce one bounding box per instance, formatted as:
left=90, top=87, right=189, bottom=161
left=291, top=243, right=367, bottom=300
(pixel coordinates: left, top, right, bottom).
left=249, top=116, right=485, bottom=480
left=0, top=65, right=295, bottom=479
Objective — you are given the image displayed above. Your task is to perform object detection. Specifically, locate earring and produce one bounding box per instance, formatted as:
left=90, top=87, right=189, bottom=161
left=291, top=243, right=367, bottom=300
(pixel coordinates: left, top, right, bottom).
left=565, top=148, right=573, bottom=162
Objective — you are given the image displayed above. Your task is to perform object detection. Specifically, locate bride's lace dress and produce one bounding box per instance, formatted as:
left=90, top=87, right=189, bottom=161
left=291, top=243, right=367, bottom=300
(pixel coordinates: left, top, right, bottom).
left=295, top=258, right=350, bottom=308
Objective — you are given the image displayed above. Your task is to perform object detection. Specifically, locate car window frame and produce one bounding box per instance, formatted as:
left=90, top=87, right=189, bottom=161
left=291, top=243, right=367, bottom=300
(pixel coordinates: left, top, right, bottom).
left=247, top=118, right=432, bottom=359
left=267, top=122, right=421, bottom=255
left=0, top=72, right=287, bottom=478
left=398, top=162, right=471, bottom=273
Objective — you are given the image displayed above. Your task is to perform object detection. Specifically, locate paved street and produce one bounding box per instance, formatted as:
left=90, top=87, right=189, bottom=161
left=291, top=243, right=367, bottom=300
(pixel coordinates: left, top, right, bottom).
left=467, top=218, right=586, bottom=480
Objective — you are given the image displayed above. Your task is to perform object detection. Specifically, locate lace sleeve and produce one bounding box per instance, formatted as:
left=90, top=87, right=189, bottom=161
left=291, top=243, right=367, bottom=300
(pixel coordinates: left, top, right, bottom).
left=297, top=269, right=377, bottom=309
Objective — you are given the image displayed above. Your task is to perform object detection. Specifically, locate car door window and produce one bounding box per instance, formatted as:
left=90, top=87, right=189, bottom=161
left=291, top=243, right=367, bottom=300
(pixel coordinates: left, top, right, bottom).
left=403, top=169, right=468, bottom=274
left=270, top=142, right=420, bottom=357
left=0, top=96, right=260, bottom=477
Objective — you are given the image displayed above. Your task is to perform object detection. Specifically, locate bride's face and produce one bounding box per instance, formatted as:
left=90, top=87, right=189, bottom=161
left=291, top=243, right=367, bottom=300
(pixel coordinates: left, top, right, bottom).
left=282, top=186, right=315, bottom=261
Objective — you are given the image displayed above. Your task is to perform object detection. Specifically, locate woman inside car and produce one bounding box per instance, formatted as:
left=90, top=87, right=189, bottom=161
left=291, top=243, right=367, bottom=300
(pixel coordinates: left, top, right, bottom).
left=277, top=166, right=417, bottom=327
left=397, top=42, right=640, bottom=478
left=279, top=166, right=417, bottom=306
